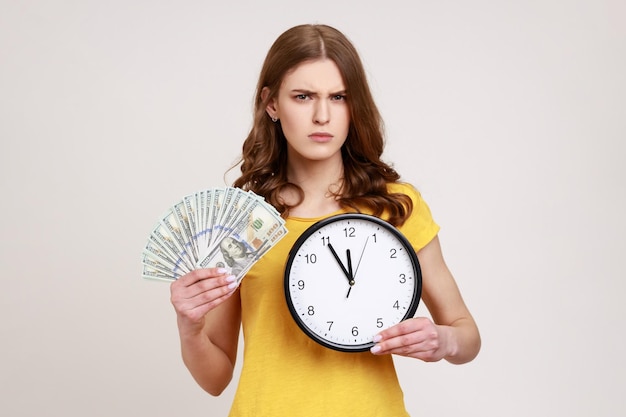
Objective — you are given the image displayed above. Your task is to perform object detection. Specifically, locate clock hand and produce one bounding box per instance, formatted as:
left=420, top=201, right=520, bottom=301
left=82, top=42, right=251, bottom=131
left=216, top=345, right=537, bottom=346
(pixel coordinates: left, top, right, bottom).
left=346, top=249, right=355, bottom=298
left=353, top=236, right=369, bottom=279
left=327, top=243, right=354, bottom=285
left=346, top=249, right=354, bottom=284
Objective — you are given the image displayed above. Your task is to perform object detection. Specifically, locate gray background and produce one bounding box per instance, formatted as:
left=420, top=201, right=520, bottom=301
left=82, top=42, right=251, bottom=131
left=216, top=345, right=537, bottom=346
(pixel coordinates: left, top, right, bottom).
left=1, top=1, right=624, bottom=416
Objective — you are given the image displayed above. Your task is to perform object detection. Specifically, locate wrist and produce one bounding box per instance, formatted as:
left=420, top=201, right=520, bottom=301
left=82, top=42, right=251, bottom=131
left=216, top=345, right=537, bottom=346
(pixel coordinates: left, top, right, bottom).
left=439, top=325, right=460, bottom=361
left=177, top=316, right=206, bottom=339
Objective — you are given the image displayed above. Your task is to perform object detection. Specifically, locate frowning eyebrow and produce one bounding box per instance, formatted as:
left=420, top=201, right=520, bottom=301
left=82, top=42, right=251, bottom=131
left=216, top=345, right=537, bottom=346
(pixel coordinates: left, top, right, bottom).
left=291, top=89, right=347, bottom=96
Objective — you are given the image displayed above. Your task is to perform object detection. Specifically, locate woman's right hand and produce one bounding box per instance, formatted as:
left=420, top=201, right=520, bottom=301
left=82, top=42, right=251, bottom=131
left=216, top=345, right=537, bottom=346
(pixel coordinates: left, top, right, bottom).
left=170, top=268, right=238, bottom=334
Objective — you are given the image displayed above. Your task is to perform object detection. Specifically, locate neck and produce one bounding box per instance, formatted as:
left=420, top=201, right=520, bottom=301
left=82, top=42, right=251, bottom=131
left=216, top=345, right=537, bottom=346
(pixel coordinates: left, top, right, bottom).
left=285, top=155, right=344, bottom=218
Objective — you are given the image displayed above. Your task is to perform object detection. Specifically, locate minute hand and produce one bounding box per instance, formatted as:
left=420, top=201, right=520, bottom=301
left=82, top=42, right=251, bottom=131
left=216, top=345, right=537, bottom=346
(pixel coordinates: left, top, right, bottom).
left=327, top=243, right=355, bottom=285
left=353, top=236, right=369, bottom=279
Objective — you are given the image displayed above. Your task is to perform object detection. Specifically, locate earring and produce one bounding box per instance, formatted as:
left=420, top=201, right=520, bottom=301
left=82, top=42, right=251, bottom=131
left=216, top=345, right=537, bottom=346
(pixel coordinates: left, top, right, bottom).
left=271, top=116, right=278, bottom=122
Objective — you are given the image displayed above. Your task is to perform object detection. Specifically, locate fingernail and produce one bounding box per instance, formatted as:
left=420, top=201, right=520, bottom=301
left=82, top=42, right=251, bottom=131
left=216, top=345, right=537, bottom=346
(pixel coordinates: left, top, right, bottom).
left=370, top=345, right=381, bottom=354
left=373, top=334, right=382, bottom=343
left=217, top=267, right=228, bottom=274
left=226, top=275, right=236, bottom=283
left=227, top=280, right=239, bottom=290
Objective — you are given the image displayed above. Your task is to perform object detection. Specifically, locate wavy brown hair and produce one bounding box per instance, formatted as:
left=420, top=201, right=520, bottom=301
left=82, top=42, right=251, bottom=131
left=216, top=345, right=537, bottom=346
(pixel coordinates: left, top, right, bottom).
left=231, top=24, right=412, bottom=226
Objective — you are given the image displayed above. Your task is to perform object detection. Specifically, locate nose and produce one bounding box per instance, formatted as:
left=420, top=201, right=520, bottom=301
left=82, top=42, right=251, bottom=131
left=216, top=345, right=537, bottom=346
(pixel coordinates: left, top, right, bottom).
left=313, top=100, right=330, bottom=125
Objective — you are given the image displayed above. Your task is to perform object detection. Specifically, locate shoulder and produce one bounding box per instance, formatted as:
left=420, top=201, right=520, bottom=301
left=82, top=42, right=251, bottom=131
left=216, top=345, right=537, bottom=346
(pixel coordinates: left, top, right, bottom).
left=386, top=181, right=414, bottom=194
left=386, top=182, right=425, bottom=206
left=387, top=182, right=440, bottom=252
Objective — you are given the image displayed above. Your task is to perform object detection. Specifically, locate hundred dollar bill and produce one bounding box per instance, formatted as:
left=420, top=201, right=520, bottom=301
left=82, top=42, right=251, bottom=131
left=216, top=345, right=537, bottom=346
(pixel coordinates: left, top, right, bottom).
left=172, top=200, right=197, bottom=261
left=193, top=237, right=257, bottom=281
left=216, top=187, right=235, bottom=225
left=206, top=189, right=216, bottom=241
left=142, top=263, right=177, bottom=282
left=141, top=251, right=184, bottom=279
left=197, top=198, right=287, bottom=273
left=228, top=197, right=287, bottom=250
left=248, top=190, right=281, bottom=217
left=197, top=190, right=207, bottom=251
left=150, top=222, right=194, bottom=272
left=143, top=236, right=190, bottom=276
left=211, top=188, right=254, bottom=248
left=198, top=219, right=287, bottom=283
left=142, top=186, right=287, bottom=283
left=208, top=187, right=233, bottom=247
left=197, top=189, right=212, bottom=260
left=182, top=194, right=199, bottom=252
left=159, top=210, right=196, bottom=269
left=235, top=223, right=288, bottom=281
left=206, top=187, right=226, bottom=251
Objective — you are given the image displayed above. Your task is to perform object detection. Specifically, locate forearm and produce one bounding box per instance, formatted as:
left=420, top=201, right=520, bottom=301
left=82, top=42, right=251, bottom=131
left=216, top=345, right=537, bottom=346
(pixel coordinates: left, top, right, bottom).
left=178, top=327, right=236, bottom=396
left=169, top=270, right=242, bottom=395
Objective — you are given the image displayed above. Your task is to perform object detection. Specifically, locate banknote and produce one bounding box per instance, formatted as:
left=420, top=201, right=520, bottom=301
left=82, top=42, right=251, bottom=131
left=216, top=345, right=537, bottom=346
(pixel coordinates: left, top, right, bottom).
left=196, top=198, right=288, bottom=281
left=141, top=187, right=287, bottom=282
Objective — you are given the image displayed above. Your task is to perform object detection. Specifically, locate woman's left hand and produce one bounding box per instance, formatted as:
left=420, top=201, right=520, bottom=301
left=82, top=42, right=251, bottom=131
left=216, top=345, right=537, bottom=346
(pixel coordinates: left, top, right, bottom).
left=369, top=317, right=455, bottom=362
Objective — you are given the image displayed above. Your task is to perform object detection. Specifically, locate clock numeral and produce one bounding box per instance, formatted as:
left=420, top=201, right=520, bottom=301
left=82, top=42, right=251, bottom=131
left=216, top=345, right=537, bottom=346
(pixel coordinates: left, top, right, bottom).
left=393, top=300, right=400, bottom=310
left=321, top=236, right=330, bottom=246
left=297, top=280, right=305, bottom=290
left=351, top=326, right=359, bottom=336
left=327, top=321, right=333, bottom=331
left=343, top=226, right=356, bottom=238
left=376, top=318, right=384, bottom=328
left=372, top=233, right=377, bottom=243
left=304, top=253, right=317, bottom=264
left=390, top=248, right=397, bottom=258
left=307, top=306, right=315, bottom=315
left=399, top=273, right=406, bottom=284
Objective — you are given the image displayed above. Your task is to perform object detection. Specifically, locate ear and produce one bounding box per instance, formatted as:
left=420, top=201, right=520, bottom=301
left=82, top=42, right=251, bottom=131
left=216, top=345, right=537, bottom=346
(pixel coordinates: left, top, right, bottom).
left=262, top=87, right=278, bottom=120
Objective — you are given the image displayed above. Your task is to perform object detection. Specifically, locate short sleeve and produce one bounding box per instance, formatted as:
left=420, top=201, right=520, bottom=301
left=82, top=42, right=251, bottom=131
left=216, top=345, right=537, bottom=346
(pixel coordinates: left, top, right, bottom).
left=389, top=182, right=440, bottom=252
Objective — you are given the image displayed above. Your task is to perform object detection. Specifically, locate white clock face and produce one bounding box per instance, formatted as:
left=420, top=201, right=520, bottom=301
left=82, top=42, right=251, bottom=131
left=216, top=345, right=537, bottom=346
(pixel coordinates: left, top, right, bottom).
left=284, top=214, right=421, bottom=352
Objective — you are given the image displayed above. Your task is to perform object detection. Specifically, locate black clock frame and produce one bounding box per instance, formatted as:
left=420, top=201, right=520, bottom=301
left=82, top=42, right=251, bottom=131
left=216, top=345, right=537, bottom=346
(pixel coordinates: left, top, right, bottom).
left=283, top=213, right=422, bottom=352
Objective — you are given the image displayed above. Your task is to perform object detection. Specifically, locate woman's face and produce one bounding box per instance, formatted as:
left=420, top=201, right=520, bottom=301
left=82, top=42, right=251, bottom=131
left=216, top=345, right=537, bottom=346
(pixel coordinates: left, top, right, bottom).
left=269, top=59, right=350, bottom=165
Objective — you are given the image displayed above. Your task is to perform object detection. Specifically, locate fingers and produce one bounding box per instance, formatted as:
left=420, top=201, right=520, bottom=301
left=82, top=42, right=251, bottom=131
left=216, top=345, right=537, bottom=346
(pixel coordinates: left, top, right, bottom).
left=174, top=267, right=231, bottom=287
left=370, top=318, right=445, bottom=362
left=170, top=268, right=239, bottom=323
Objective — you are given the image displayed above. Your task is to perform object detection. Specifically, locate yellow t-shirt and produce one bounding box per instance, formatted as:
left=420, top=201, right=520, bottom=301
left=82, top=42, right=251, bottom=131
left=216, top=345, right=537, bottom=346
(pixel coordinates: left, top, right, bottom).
left=228, top=183, right=440, bottom=417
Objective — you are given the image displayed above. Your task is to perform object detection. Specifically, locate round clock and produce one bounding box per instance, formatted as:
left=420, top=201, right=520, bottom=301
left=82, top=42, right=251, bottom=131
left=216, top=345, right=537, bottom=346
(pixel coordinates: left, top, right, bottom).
left=284, top=213, right=422, bottom=352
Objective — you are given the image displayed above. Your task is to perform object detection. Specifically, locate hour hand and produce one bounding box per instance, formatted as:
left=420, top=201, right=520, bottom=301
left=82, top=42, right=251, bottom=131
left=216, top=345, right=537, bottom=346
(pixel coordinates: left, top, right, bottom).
left=327, top=243, right=354, bottom=285
left=346, top=249, right=354, bottom=285
left=345, top=249, right=355, bottom=298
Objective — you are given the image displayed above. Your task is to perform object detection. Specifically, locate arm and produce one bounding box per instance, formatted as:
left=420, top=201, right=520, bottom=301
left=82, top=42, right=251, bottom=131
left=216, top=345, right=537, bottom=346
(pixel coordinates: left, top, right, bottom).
left=170, top=268, right=242, bottom=395
left=370, top=235, right=481, bottom=364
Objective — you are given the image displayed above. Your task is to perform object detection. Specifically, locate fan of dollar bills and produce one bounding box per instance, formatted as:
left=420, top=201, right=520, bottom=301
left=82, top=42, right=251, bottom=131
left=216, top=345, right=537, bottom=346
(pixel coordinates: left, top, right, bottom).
left=141, top=187, right=287, bottom=283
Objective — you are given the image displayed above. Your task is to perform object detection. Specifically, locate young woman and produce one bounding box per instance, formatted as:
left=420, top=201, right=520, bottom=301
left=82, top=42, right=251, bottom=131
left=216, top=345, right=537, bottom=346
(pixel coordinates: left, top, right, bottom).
left=170, top=24, right=480, bottom=416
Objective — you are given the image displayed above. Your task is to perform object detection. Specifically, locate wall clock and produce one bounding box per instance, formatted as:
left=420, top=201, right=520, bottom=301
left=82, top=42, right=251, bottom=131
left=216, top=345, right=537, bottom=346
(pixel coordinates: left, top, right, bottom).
left=284, top=213, right=422, bottom=352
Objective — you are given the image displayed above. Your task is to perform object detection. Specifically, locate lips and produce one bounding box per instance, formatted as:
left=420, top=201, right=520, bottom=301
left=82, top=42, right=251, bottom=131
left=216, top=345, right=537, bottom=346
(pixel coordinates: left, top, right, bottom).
left=309, top=132, right=333, bottom=142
